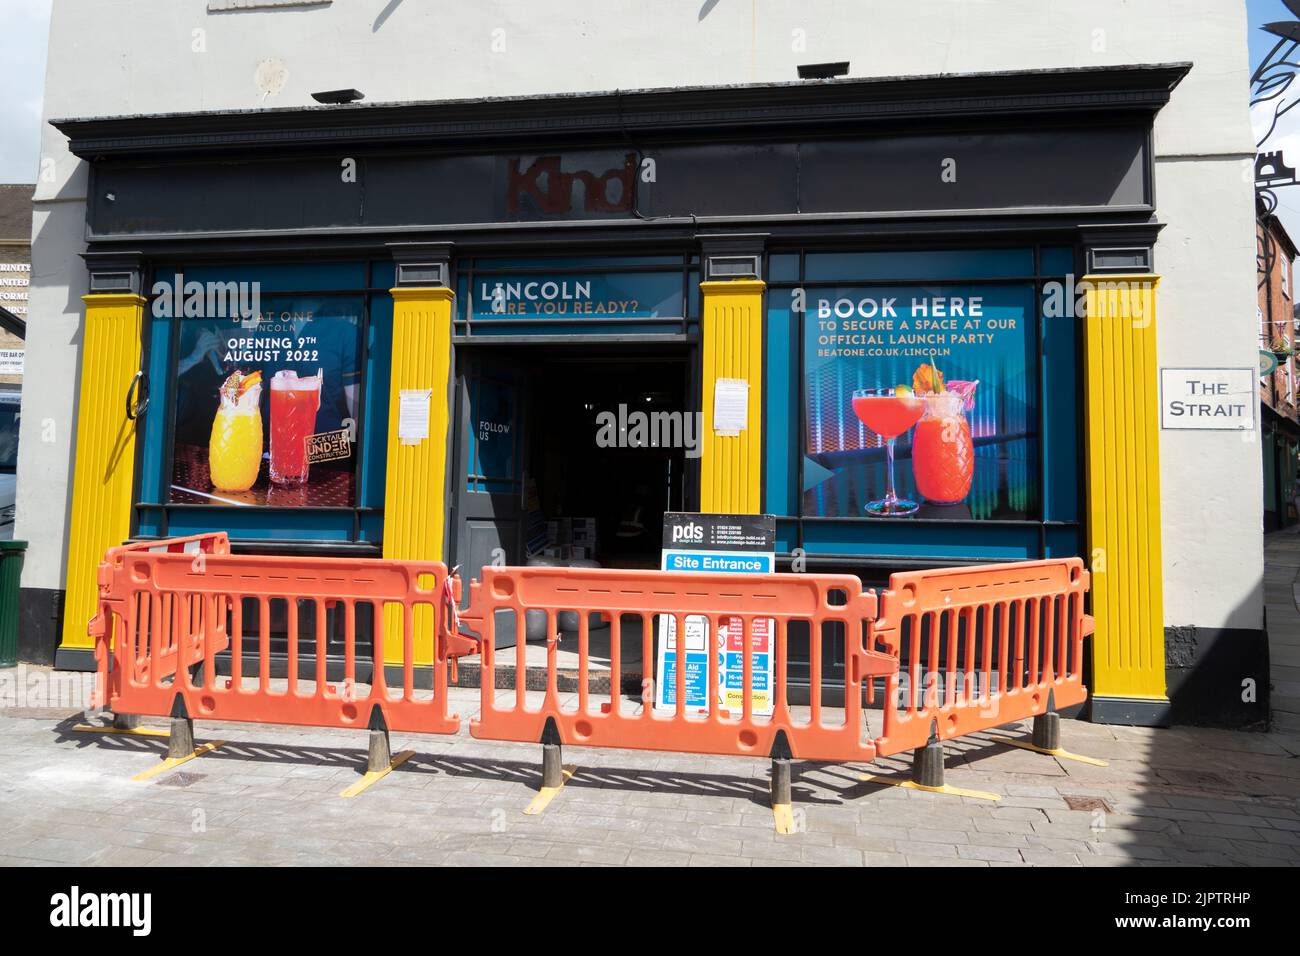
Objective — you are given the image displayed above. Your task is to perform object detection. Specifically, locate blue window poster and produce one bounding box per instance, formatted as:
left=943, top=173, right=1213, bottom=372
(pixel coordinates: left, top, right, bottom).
left=802, top=283, right=1038, bottom=520
left=169, top=296, right=362, bottom=508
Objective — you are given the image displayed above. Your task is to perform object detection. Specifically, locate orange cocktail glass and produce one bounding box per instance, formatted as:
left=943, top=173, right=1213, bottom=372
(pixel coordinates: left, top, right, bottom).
left=269, top=369, right=322, bottom=487
left=851, top=388, right=924, bottom=516
left=911, top=392, right=974, bottom=505
left=209, top=371, right=263, bottom=492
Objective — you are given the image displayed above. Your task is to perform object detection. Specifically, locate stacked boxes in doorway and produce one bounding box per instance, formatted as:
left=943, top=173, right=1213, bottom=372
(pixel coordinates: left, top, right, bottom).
left=543, top=517, right=598, bottom=560
left=570, top=517, right=598, bottom=560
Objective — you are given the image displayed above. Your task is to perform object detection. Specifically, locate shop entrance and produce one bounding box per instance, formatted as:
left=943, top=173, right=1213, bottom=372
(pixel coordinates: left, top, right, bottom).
left=451, top=343, right=695, bottom=588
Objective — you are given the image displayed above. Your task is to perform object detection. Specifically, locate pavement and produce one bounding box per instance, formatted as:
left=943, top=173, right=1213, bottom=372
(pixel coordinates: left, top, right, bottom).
left=0, top=534, right=1298, bottom=868
left=1264, top=523, right=1300, bottom=734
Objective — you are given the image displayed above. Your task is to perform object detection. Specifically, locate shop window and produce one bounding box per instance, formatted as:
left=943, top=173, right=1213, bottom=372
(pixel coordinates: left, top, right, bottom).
left=135, top=261, right=390, bottom=546
left=764, top=245, right=1082, bottom=566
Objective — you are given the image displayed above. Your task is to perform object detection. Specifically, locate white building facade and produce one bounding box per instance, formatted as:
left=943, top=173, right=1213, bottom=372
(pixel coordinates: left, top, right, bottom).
left=17, top=0, right=1264, bottom=726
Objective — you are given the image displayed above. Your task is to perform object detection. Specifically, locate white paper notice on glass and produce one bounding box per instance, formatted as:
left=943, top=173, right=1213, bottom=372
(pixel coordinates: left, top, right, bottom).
left=713, top=378, right=749, bottom=436
left=398, top=389, right=431, bottom=445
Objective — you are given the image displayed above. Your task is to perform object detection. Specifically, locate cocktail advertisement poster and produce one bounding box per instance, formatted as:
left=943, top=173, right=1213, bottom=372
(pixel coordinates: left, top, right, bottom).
left=169, top=299, right=362, bottom=508
left=803, top=283, right=1038, bottom=521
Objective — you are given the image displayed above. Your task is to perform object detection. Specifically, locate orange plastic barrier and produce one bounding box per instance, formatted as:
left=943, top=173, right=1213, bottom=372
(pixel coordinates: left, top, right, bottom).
left=90, top=535, right=1094, bottom=772
left=92, top=533, right=476, bottom=734
left=90, top=533, right=232, bottom=703
left=461, top=565, right=898, bottom=762
left=871, top=558, right=1092, bottom=757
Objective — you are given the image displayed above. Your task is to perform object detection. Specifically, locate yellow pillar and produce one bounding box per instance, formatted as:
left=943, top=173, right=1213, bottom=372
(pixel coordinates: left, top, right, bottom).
left=61, top=293, right=145, bottom=656
left=699, top=279, right=765, bottom=513
left=1082, top=274, right=1167, bottom=711
left=381, top=286, right=454, bottom=666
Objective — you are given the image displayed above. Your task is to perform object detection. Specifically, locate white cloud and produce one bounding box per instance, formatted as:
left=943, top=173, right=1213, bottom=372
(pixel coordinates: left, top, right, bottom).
left=0, top=0, right=53, bottom=183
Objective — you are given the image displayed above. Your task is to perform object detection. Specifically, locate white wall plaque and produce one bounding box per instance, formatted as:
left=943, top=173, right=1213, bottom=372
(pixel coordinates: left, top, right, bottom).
left=1159, top=367, right=1255, bottom=431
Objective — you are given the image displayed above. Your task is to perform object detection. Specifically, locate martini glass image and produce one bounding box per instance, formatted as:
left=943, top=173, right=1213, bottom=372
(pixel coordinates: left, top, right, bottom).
left=269, top=369, right=322, bottom=487
left=851, top=387, right=924, bottom=516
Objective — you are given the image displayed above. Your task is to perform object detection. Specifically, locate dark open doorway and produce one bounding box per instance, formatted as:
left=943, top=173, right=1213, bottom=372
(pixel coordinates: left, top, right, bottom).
left=451, top=342, right=695, bottom=585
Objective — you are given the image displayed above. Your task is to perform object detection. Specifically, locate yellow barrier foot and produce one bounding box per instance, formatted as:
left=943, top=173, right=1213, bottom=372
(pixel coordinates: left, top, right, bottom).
left=772, top=802, right=796, bottom=834
left=524, top=764, right=575, bottom=815
left=989, top=735, right=1109, bottom=767
left=72, top=724, right=170, bottom=738
left=859, top=773, right=1001, bottom=802
left=339, top=749, right=415, bottom=798
left=132, top=741, right=223, bottom=782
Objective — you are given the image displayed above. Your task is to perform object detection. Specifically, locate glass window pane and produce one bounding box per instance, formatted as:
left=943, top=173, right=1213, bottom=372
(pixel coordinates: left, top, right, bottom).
left=768, top=253, right=800, bottom=283
left=1040, top=246, right=1076, bottom=276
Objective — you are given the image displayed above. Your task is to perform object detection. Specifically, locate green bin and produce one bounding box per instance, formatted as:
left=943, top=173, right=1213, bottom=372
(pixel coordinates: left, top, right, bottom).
left=0, top=540, right=27, bottom=667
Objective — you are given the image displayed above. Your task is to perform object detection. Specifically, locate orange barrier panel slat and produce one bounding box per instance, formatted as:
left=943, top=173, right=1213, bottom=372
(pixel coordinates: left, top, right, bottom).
left=231, top=596, right=243, bottom=691
left=344, top=598, right=356, bottom=694
left=674, top=611, right=685, bottom=720
left=546, top=609, right=559, bottom=707
left=515, top=608, right=526, bottom=712
left=609, top=613, right=621, bottom=718
left=578, top=611, right=590, bottom=716
left=873, top=558, right=1091, bottom=758
left=287, top=598, right=299, bottom=697
left=259, top=597, right=270, bottom=692
left=402, top=601, right=414, bottom=700
left=810, top=613, right=822, bottom=726
left=981, top=603, right=993, bottom=706
left=772, top=617, right=789, bottom=723
left=314, top=598, right=327, bottom=691
left=640, top=613, right=652, bottom=718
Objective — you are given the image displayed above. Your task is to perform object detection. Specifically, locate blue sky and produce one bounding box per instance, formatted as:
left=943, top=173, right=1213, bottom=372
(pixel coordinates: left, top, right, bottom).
left=1249, top=0, right=1290, bottom=65
left=1249, top=1, right=1300, bottom=236
left=0, top=0, right=51, bottom=184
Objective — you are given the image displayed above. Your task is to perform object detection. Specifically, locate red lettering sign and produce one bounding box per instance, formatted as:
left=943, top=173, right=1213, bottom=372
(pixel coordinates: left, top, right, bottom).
left=506, top=153, right=637, bottom=215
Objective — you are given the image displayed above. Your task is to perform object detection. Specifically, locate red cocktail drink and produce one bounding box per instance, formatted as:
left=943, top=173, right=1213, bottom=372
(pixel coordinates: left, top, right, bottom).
left=851, top=388, right=923, bottom=516
left=911, top=392, right=974, bottom=504
left=269, top=369, right=322, bottom=487
left=852, top=393, right=924, bottom=439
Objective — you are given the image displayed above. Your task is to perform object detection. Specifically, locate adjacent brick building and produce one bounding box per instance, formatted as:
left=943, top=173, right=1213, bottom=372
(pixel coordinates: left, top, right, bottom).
left=0, top=184, right=30, bottom=387
left=1258, top=199, right=1299, bottom=531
